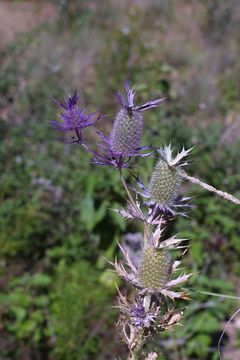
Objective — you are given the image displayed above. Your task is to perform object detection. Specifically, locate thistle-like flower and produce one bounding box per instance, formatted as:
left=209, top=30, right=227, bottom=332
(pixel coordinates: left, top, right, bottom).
left=133, top=144, right=193, bottom=218
left=111, top=80, right=165, bottom=156
left=119, top=295, right=158, bottom=330
left=48, top=89, right=103, bottom=143
left=92, top=81, right=165, bottom=168
left=111, top=226, right=193, bottom=301
left=112, top=225, right=192, bottom=357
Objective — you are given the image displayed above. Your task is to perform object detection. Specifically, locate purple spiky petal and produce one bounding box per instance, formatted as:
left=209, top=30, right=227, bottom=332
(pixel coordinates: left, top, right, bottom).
left=114, top=80, right=165, bottom=114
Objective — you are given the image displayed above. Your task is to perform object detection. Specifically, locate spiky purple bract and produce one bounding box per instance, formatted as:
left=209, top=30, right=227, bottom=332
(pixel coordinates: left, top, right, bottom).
left=124, top=299, right=157, bottom=329
left=114, top=80, right=165, bottom=114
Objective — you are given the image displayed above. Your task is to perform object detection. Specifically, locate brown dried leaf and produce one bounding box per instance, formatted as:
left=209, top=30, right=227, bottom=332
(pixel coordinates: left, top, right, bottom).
left=160, top=288, right=183, bottom=300
left=116, top=285, right=128, bottom=306
left=111, top=256, right=138, bottom=286
left=166, top=311, right=184, bottom=327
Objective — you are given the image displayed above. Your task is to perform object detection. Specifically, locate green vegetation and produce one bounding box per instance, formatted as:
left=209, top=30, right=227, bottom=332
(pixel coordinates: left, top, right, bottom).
left=0, top=0, right=240, bottom=359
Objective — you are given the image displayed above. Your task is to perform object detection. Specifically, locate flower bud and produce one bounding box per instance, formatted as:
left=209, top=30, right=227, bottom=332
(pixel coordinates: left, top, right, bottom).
left=138, top=246, right=171, bottom=292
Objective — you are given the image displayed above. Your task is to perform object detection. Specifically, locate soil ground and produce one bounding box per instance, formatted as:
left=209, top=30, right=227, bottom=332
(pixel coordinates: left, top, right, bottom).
left=0, top=1, right=57, bottom=48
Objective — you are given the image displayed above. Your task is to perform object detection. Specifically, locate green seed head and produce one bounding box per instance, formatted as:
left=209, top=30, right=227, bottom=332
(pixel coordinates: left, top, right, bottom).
left=138, top=246, right=171, bottom=292
left=149, top=159, right=182, bottom=207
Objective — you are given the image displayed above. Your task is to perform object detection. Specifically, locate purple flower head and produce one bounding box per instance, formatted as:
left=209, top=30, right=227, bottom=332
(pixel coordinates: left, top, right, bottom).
left=131, top=300, right=145, bottom=319
left=128, top=301, right=153, bottom=329
left=114, top=80, right=165, bottom=115
left=48, top=90, right=104, bottom=143
left=119, top=296, right=158, bottom=330
left=92, top=81, right=164, bottom=168
left=110, top=81, right=165, bottom=159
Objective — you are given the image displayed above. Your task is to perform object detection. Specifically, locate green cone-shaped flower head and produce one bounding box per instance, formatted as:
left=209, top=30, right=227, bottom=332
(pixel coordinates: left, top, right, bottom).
left=110, top=108, right=143, bottom=156
left=110, top=80, right=165, bottom=157
left=138, top=246, right=171, bottom=292
left=148, top=144, right=192, bottom=208
left=149, top=159, right=182, bottom=207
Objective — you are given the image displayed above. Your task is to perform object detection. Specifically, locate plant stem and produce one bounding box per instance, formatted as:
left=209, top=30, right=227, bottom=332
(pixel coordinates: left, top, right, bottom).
left=181, top=170, right=240, bottom=204
left=131, top=330, right=144, bottom=360
left=119, top=169, right=144, bottom=219
left=119, top=169, right=151, bottom=242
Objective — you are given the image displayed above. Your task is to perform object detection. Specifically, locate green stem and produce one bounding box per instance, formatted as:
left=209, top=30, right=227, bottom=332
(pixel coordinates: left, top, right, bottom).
left=180, top=170, right=240, bottom=205
left=119, top=169, right=151, bottom=242
left=119, top=169, right=144, bottom=219
left=132, top=330, right=144, bottom=360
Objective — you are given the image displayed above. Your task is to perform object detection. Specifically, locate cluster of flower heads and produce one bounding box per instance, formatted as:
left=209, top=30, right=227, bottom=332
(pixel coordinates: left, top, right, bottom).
left=50, top=82, right=194, bottom=216
left=50, top=81, right=240, bottom=358
left=49, top=81, right=164, bottom=166
left=49, top=81, right=194, bottom=357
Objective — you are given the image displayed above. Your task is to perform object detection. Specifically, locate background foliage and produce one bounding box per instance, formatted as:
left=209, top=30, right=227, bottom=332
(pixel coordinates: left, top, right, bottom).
left=0, top=0, right=240, bottom=359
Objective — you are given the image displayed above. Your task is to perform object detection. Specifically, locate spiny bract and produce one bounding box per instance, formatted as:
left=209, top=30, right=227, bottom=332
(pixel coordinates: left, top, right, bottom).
left=138, top=246, right=171, bottom=292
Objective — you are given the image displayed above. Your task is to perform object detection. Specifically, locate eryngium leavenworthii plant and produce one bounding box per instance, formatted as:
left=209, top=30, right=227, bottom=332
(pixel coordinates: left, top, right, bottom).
left=92, top=81, right=164, bottom=168
left=48, top=81, right=240, bottom=359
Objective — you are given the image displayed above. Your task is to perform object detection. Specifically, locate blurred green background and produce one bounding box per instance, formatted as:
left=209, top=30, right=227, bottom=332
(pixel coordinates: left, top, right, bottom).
left=0, top=1, right=240, bottom=359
